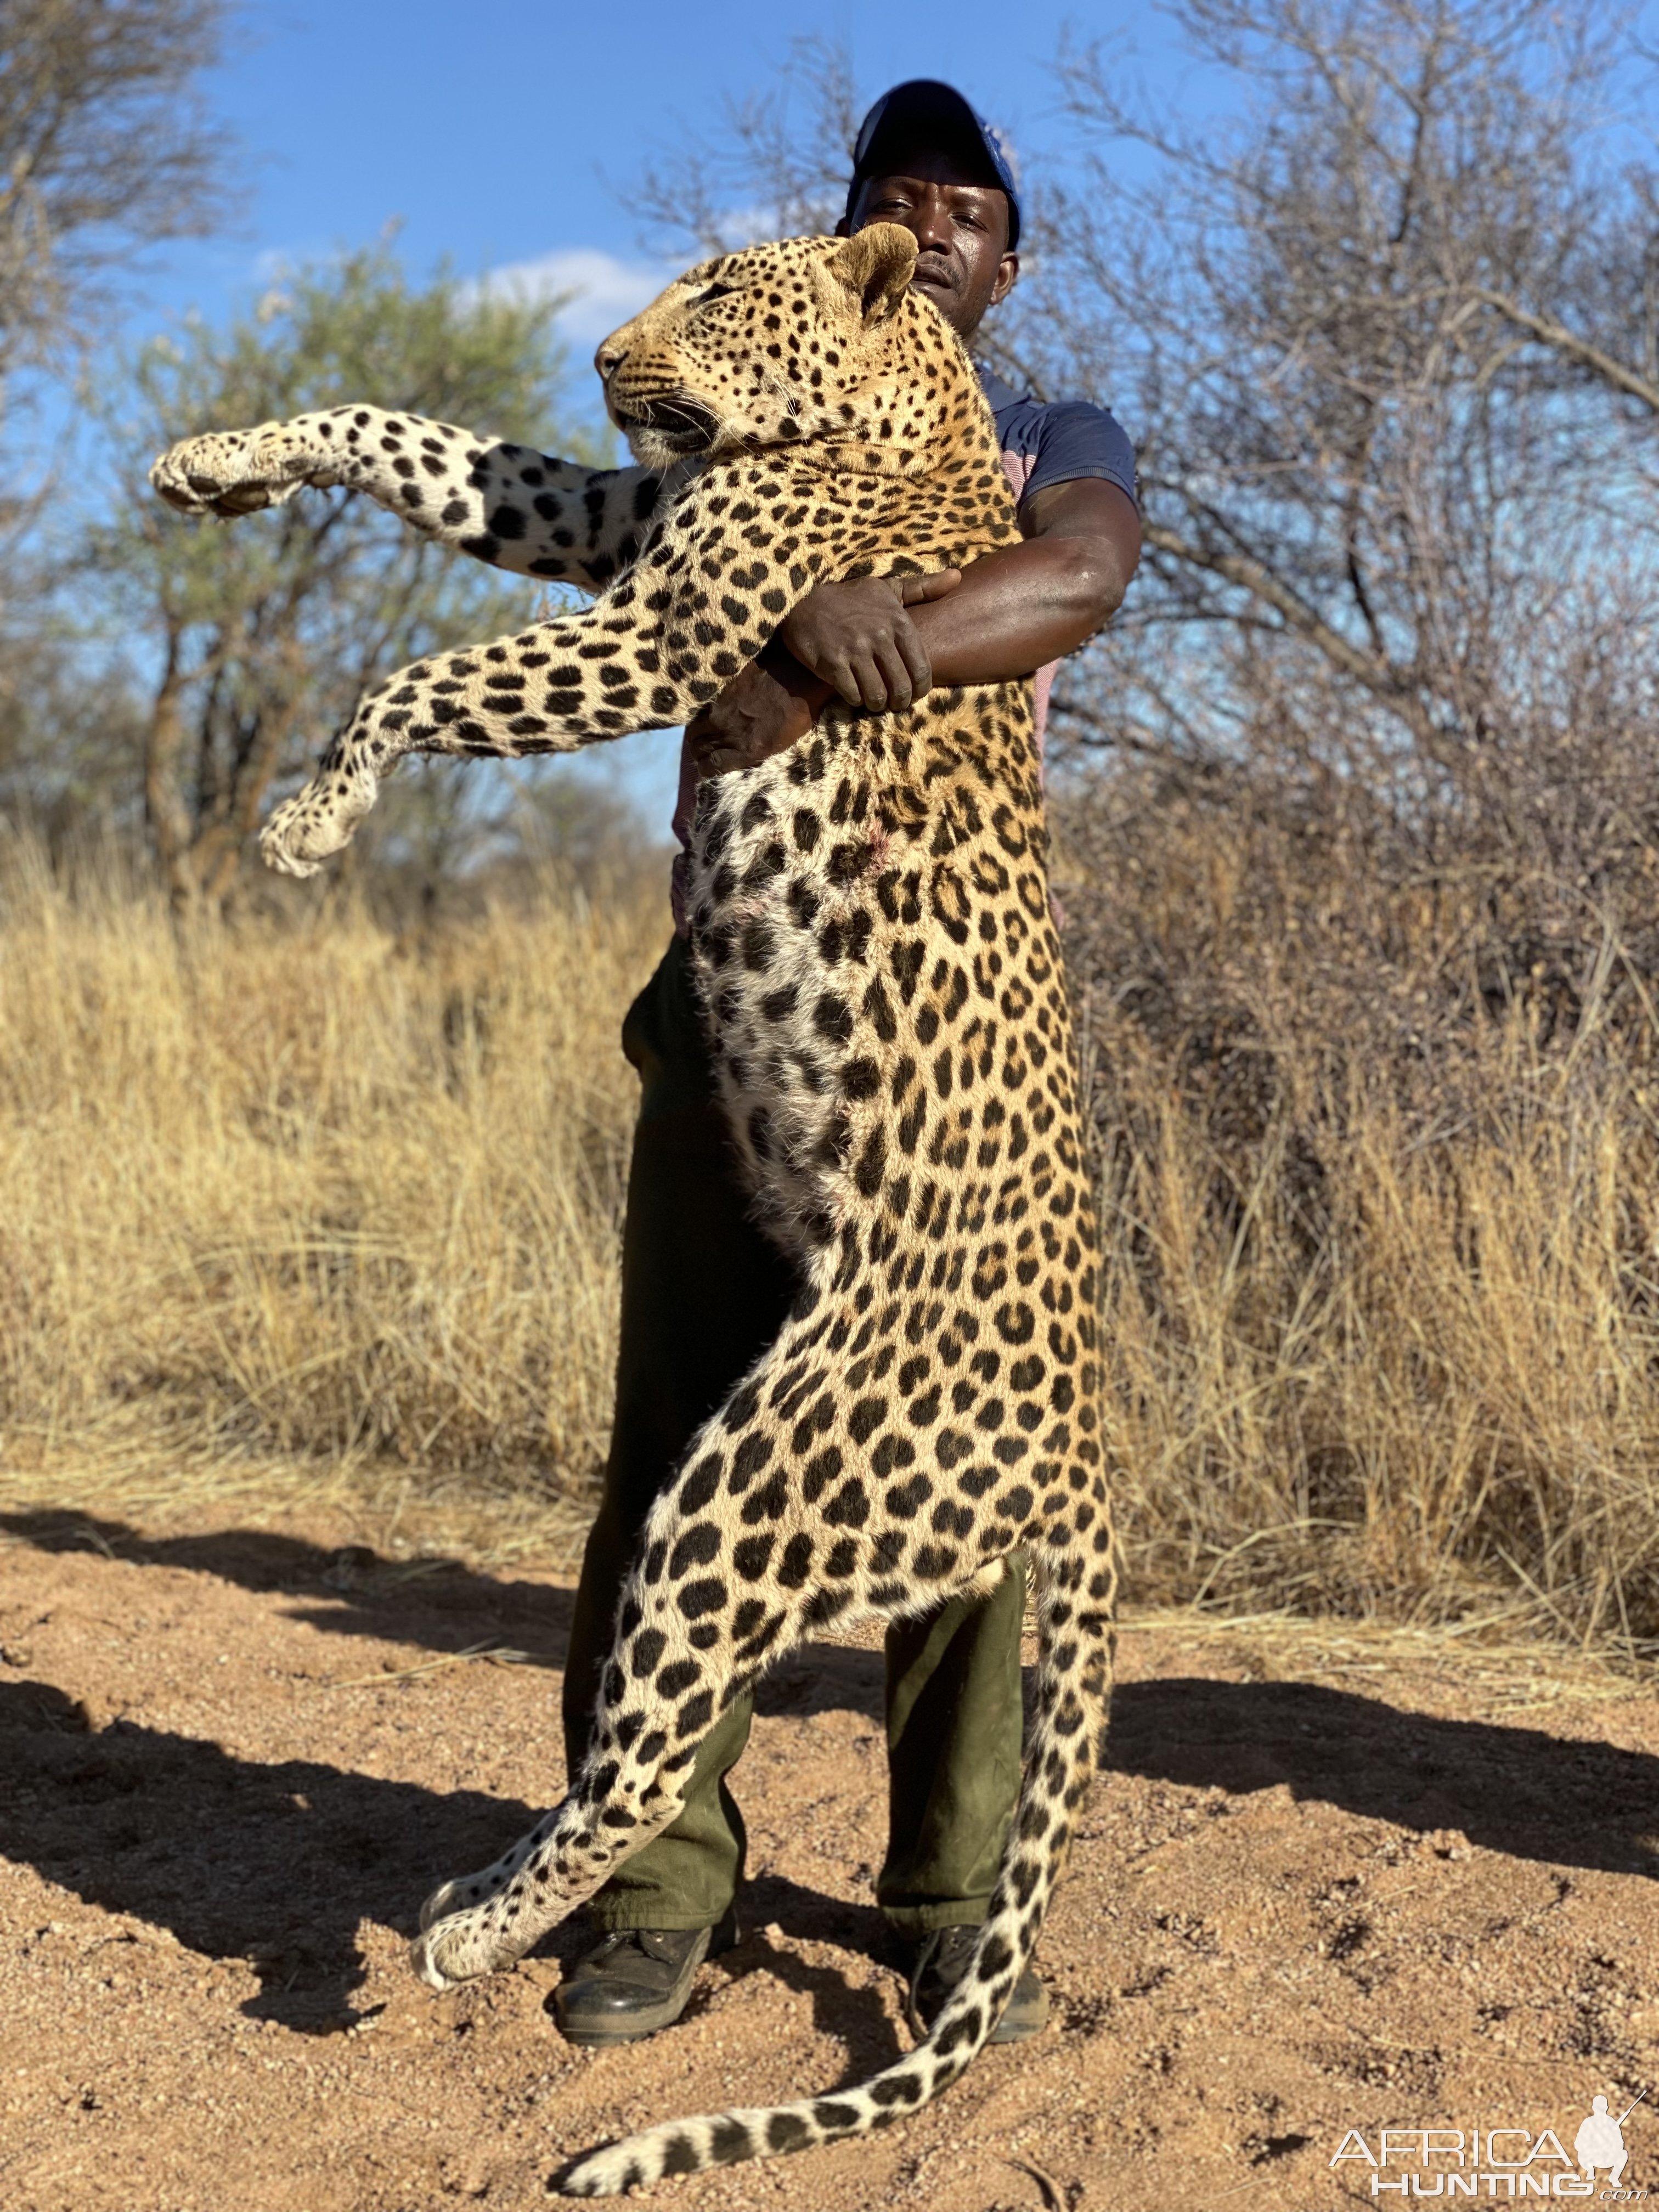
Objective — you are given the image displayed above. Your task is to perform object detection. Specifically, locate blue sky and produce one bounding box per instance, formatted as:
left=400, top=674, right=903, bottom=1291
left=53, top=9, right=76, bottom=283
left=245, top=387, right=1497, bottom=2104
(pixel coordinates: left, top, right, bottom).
left=166, top=2, right=1173, bottom=328
left=122, top=0, right=1181, bottom=832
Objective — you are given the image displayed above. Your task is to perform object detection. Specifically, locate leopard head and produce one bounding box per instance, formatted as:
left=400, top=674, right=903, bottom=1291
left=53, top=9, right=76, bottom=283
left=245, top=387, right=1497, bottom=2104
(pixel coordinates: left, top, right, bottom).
left=594, top=228, right=964, bottom=471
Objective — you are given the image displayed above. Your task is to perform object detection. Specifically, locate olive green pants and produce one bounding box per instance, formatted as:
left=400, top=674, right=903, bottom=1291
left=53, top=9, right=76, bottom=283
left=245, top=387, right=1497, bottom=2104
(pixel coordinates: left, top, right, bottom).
left=561, top=935, right=1027, bottom=1938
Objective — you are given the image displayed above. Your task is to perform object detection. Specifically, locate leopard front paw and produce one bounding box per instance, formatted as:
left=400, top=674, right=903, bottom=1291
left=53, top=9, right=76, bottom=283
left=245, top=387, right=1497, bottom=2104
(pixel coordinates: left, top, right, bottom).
left=259, top=766, right=377, bottom=877
left=150, top=427, right=330, bottom=518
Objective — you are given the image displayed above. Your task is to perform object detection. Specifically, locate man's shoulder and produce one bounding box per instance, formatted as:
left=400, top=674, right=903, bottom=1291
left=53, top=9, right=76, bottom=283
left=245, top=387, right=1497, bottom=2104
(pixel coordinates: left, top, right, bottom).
left=975, top=362, right=1116, bottom=422
left=975, top=365, right=1137, bottom=505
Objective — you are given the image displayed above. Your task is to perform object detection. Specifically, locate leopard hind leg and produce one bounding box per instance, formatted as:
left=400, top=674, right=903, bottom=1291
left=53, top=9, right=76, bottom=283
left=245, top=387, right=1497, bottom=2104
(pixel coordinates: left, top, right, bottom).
left=408, top=1532, right=793, bottom=1990
left=550, top=1509, right=1118, bottom=2195
left=408, top=1293, right=868, bottom=1989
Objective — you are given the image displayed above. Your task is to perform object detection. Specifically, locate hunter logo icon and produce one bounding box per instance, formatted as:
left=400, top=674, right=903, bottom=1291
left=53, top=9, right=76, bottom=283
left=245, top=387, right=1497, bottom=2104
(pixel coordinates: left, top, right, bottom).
left=1576, top=2090, right=1645, bottom=2188
left=1330, top=2082, right=1650, bottom=2193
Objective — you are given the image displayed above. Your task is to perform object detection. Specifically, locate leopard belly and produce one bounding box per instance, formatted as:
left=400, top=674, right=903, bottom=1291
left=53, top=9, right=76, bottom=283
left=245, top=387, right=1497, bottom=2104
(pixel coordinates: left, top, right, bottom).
left=684, top=683, right=1044, bottom=1271
left=686, top=738, right=872, bottom=1263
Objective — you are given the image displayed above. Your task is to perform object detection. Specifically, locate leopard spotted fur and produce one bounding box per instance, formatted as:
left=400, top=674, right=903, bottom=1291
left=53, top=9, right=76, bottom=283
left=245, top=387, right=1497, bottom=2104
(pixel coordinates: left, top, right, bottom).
left=151, top=223, right=1118, bottom=2195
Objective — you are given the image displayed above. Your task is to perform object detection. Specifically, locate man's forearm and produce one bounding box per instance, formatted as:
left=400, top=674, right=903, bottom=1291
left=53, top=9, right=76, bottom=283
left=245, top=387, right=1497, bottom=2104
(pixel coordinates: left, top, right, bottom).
left=742, top=533, right=1120, bottom=731
left=686, top=491, right=1139, bottom=772
left=769, top=476, right=1139, bottom=714
left=902, top=531, right=1131, bottom=688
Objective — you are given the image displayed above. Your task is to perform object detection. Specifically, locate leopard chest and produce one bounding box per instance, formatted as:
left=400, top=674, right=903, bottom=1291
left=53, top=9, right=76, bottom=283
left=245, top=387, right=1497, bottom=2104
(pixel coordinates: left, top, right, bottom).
left=682, top=699, right=1054, bottom=1270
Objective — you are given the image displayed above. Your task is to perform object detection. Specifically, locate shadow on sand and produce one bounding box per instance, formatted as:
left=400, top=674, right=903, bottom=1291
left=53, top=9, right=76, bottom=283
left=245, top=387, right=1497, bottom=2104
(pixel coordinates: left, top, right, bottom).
left=3, top=1509, right=1652, bottom=2050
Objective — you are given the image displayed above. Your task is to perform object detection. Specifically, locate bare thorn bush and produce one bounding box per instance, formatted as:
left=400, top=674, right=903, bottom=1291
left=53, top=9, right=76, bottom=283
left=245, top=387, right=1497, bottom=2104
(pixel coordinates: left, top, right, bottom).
left=1057, top=767, right=1659, bottom=1658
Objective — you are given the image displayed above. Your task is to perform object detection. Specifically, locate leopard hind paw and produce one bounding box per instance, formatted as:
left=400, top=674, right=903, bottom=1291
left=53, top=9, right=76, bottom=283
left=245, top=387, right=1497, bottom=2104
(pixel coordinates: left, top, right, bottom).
left=259, top=764, right=379, bottom=877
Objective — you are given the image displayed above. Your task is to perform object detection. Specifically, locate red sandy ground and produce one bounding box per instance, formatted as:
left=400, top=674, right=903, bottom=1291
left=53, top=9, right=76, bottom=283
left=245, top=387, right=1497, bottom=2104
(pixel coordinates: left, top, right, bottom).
left=2, top=1500, right=1656, bottom=2212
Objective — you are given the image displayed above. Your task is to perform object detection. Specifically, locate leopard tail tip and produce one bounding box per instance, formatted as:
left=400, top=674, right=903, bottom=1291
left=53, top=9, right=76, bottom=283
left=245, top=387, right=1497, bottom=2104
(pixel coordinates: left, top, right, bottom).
left=549, top=2114, right=772, bottom=2196
left=547, top=2146, right=635, bottom=2198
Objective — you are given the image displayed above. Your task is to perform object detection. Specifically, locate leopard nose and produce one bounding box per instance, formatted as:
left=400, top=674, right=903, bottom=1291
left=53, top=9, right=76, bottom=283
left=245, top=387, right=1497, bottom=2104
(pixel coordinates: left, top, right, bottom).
left=594, top=339, right=624, bottom=382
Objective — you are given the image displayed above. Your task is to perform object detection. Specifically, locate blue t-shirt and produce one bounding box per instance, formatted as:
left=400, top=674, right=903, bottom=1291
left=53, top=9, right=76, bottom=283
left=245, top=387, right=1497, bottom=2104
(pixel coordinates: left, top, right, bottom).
left=978, top=365, right=1139, bottom=511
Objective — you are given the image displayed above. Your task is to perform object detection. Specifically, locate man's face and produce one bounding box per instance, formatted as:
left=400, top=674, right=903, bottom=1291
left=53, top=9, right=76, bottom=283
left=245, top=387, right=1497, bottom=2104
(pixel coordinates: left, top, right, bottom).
left=842, top=146, right=1018, bottom=340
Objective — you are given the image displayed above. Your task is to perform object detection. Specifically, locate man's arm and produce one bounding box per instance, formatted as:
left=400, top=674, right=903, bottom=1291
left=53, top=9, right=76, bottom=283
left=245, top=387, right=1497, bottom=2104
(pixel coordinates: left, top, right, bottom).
left=785, top=478, right=1138, bottom=705
left=921, top=474, right=1140, bottom=680
left=684, top=479, right=1139, bottom=770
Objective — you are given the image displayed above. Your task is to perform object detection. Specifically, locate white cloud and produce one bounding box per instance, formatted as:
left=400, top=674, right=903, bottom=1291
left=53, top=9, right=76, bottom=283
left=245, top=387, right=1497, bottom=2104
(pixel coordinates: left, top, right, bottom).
left=484, top=247, right=681, bottom=345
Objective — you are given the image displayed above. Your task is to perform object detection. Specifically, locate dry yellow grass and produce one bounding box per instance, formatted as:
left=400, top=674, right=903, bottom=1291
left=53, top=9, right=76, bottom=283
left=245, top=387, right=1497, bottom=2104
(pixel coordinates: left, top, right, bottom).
left=4, top=820, right=1658, bottom=1657
left=1095, top=1032, right=1659, bottom=1651
left=0, top=834, right=662, bottom=1512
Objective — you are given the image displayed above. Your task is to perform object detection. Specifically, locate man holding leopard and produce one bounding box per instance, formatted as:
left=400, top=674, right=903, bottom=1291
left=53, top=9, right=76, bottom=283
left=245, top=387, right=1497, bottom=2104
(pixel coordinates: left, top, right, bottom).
left=151, top=74, right=1139, bottom=2189
left=553, top=78, right=1139, bottom=2053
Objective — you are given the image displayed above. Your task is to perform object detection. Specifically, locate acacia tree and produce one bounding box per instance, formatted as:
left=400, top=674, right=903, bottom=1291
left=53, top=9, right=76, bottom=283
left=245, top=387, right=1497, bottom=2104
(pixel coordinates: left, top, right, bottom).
left=0, top=0, right=233, bottom=838
left=89, top=244, right=606, bottom=907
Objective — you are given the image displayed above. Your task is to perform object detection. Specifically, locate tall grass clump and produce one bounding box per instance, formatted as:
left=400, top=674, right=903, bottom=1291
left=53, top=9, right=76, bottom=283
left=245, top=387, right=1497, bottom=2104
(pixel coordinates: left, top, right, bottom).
left=0, top=833, right=663, bottom=1498
left=1060, top=760, right=1659, bottom=1656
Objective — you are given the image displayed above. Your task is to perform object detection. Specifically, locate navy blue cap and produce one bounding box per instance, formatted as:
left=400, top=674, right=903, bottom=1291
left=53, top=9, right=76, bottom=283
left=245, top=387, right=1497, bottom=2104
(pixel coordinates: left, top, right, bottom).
left=847, top=80, right=1022, bottom=251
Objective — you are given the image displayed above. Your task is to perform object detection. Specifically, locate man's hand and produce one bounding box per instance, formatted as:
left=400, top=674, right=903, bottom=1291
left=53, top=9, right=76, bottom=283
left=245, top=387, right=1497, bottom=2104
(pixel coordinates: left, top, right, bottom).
left=682, top=651, right=825, bottom=777
left=778, top=570, right=963, bottom=712
left=682, top=569, right=963, bottom=777
left=682, top=478, right=1140, bottom=778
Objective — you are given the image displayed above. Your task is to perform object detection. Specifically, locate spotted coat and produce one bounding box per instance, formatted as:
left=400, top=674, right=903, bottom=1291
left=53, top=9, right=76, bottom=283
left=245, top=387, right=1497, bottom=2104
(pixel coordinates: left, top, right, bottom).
left=150, top=224, right=1118, bottom=2197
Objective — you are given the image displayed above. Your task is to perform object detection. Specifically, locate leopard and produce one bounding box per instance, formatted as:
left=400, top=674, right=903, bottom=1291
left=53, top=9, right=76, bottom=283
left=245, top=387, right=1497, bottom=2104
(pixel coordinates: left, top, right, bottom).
left=150, top=222, right=1118, bottom=2196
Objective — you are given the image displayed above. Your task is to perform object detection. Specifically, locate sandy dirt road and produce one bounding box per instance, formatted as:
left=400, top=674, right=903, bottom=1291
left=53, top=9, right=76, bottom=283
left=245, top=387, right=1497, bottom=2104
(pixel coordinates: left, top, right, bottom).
left=2, top=1500, right=1656, bottom=2211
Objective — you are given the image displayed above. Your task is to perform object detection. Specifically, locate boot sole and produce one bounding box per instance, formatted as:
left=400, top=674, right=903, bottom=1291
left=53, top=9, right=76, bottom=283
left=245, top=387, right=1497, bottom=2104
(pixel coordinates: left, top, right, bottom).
left=557, top=1999, right=698, bottom=2048
left=987, top=1990, right=1051, bottom=2043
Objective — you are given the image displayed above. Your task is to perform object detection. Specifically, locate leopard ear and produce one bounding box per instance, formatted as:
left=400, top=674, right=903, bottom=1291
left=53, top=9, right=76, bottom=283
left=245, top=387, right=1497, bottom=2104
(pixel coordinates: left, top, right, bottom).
left=828, top=223, right=917, bottom=325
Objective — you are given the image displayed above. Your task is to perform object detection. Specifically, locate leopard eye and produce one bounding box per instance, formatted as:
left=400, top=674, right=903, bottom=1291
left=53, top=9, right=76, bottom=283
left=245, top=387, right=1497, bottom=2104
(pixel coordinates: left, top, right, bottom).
left=693, top=283, right=736, bottom=307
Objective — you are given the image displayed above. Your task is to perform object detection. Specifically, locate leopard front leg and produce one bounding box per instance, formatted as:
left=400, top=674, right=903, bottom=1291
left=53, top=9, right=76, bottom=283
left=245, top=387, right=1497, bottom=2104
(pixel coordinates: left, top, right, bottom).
left=152, top=404, right=667, bottom=587
left=258, top=719, right=384, bottom=878
left=254, top=615, right=607, bottom=879
left=259, top=460, right=848, bottom=877
left=258, top=595, right=616, bottom=878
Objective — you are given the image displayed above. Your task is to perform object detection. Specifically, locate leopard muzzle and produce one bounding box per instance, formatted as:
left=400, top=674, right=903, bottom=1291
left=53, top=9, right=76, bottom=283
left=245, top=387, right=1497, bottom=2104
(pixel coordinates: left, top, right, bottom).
left=608, top=388, right=722, bottom=455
